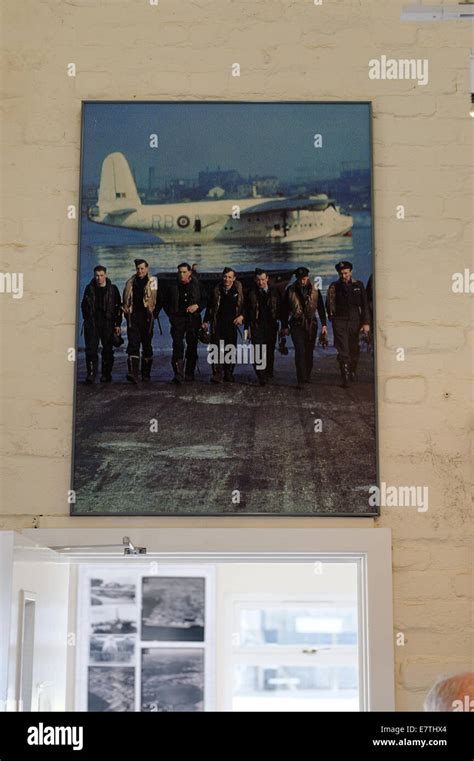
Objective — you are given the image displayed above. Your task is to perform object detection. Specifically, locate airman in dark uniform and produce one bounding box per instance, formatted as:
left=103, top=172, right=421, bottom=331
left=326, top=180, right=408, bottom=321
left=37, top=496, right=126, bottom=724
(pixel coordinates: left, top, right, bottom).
left=122, top=258, right=158, bottom=384
left=244, top=268, right=282, bottom=386
left=81, top=265, right=122, bottom=384
left=281, top=267, right=327, bottom=389
left=158, top=262, right=205, bottom=384
left=203, top=267, right=244, bottom=383
left=326, top=260, right=370, bottom=388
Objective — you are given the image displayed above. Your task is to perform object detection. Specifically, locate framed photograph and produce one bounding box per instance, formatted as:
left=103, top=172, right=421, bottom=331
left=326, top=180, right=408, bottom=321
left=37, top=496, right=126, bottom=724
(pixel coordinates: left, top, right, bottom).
left=142, top=577, right=205, bottom=642
left=72, top=101, right=377, bottom=516
left=141, top=649, right=205, bottom=712
left=88, top=666, right=135, bottom=712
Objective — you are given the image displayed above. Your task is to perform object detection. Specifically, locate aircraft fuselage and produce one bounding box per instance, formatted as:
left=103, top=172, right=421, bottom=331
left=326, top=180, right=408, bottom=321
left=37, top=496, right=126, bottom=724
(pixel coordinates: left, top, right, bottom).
left=89, top=197, right=353, bottom=243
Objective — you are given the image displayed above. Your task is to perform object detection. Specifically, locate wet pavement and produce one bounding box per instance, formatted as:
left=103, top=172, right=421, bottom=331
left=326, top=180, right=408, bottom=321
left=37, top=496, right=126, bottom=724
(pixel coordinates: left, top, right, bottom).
left=72, top=347, right=377, bottom=516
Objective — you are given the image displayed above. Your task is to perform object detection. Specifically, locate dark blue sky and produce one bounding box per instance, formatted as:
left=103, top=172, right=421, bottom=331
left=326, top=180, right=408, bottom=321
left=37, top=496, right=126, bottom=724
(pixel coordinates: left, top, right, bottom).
left=82, top=102, right=371, bottom=187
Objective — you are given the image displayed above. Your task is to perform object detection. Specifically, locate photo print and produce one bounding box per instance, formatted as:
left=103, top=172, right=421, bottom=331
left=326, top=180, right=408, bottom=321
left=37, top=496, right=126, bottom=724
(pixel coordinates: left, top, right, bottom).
left=72, top=101, right=377, bottom=516
left=90, top=605, right=137, bottom=635
left=141, top=577, right=205, bottom=641
left=90, top=577, right=136, bottom=605
left=141, top=649, right=205, bottom=712
left=89, top=635, right=135, bottom=665
left=88, top=667, right=135, bottom=712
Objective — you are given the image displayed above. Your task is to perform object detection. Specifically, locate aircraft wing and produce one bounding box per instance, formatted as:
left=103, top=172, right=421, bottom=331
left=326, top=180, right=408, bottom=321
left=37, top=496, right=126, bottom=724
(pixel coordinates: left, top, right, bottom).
left=240, top=196, right=334, bottom=216
left=104, top=207, right=137, bottom=216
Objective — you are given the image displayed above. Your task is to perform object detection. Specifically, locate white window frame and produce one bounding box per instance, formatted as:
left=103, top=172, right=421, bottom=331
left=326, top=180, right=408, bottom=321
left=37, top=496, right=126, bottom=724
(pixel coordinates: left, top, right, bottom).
left=21, top=527, right=394, bottom=712
left=16, top=590, right=36, bottom=713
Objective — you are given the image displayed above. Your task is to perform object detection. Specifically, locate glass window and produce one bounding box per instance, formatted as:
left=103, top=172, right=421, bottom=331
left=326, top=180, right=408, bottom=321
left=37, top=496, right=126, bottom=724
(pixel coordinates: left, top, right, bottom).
left=229, top=561, right=361, bottom=712
left=238, top=605, right=358, bottom=648
left=233, top=664, right=359, bottom=712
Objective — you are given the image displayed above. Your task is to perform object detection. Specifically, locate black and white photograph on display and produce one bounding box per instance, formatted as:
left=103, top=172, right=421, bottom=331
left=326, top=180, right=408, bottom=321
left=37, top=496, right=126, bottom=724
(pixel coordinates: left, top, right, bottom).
left=141, top=577, right=205, bottom=641
left=141, top=649, right=205, bottom=712
left=89, top=634, right=135, bottom=664
left=90, top=577, right=136, bottom=605
left=90, top=605, right=137, bottom=635
left=88, top=667, right=135, bottom=712
left=72, top=101, right=377, bottom=517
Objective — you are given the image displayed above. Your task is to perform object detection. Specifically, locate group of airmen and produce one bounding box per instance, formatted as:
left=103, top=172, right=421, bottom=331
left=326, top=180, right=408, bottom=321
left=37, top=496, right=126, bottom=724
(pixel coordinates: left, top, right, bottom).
left=81, top=258, right=371, bottom=390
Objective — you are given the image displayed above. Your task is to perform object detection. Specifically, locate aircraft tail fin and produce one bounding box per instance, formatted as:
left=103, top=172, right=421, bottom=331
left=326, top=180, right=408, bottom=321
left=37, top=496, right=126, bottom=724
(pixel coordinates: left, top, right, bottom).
left=97, top=152, right=141, bottom=215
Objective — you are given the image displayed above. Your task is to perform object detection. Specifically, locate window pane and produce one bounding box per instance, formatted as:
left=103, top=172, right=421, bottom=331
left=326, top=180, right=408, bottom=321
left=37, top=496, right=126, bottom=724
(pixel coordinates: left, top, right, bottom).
left=239, top=606, right=358, bottom=647
left=233, top=664, right=358, bottom=712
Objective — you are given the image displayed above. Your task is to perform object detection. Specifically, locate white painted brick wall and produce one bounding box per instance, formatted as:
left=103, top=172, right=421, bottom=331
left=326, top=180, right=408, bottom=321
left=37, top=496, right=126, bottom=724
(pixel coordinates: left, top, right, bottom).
left=0, top=0, right=472, bottom=711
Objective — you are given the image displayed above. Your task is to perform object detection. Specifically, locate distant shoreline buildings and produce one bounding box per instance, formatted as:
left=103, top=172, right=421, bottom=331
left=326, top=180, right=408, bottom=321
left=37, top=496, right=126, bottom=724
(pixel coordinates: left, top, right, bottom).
left=82, top=161, right=371, bottom=212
